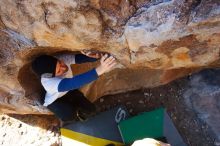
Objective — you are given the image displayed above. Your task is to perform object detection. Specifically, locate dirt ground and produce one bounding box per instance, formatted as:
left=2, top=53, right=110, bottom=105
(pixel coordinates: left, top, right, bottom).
left=0, top=74, right=216, bottom=146
left=95, top=77, right=214, bottom=146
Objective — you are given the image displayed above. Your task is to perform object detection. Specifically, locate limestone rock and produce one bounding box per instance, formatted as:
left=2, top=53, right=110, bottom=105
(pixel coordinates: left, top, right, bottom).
left=0, top=0, right=219, bottom=114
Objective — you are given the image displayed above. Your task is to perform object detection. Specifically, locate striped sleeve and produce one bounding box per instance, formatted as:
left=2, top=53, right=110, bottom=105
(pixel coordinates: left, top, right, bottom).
left=75, top=54, right=97, bottom=64
left=58, top=68, right=98, bottom=92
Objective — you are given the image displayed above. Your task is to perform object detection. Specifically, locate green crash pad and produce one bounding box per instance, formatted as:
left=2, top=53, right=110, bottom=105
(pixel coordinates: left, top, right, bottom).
left=118, top=108, right=164, bottom=144
left=118, top=108, right=186, bottom=146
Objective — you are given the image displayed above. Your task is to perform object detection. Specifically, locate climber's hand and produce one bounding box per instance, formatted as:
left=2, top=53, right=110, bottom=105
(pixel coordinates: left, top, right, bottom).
left=81, top=50, right=101, bottom=59
left=96, top=54, right=117, bottom=76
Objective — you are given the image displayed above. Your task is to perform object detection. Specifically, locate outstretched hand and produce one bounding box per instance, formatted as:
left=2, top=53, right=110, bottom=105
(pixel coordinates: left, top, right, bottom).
left=95, top=54, right=117, bottom=76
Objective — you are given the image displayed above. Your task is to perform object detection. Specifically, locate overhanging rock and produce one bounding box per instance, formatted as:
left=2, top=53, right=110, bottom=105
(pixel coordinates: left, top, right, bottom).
left=0, top=0, right=220, bottom=114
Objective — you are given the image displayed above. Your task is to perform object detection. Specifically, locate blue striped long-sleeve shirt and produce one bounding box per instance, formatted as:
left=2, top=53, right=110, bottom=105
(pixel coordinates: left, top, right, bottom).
left=41, top=53, right=99, bottom=106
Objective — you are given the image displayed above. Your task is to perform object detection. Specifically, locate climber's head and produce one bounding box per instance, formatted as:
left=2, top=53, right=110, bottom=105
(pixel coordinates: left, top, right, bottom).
left=31, top=55, right=68, bottom=78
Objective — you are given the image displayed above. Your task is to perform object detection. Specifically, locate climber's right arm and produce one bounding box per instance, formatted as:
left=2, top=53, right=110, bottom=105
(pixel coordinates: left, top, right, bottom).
left=58, top=54, right=117, bottom=92
left=58, top=68, right=98, bottom=92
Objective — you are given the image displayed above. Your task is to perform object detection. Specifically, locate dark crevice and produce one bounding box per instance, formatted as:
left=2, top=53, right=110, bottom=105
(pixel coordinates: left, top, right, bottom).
left=185, top=0, right=202, bottom=25
left=18, top=63, right=45, bottom=103
left=40, top=2, right=56, bottom=29
left=190, top=0, right=202, bottom=11
left=0, top=17, right=5, bottom=28
left=43, top=10, right=50, bottom=29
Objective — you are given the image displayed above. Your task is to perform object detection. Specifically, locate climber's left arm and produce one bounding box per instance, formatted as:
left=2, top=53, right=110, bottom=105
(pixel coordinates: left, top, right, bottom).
left=75, top=50, right=103, bottom=64
left=55, top=50, right=101, bottom=66
left=75, top=53, right=98, bottom=64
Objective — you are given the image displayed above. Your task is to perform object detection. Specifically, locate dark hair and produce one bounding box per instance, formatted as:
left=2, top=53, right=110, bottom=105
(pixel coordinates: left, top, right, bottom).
left=31, top=55, right=58, bottom=77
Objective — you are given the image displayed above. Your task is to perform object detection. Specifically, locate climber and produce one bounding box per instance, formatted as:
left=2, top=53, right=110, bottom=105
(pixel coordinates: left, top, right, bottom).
left=31, top=50, right=117, bottom=122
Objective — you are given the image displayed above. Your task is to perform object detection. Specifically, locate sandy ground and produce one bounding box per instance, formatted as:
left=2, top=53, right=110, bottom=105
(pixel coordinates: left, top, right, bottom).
left=0, top=114, right=60, bottom=146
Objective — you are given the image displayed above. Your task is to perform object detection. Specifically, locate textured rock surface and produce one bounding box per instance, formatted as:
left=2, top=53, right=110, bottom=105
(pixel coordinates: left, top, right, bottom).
left=0, top=0, right=220, bottom=114
left=183, top=69, right=220, bottom=142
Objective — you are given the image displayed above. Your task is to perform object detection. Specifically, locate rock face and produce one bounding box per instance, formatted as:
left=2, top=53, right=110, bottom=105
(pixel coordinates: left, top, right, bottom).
left=183, top=69, right=220, bottom=142
left=0, top=0, right=220, bottom=114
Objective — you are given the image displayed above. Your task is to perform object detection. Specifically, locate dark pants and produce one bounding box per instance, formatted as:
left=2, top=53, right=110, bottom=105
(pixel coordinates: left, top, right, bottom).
left=47, top=90, right=96, bottom=122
